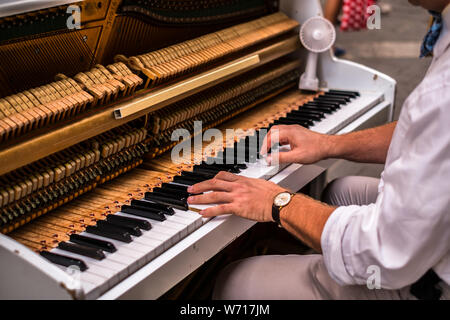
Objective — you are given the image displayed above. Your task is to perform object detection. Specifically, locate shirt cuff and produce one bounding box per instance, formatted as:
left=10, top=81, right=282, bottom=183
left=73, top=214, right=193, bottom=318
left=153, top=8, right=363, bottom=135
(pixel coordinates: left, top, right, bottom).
left=321, top=205, right=361, bottom=286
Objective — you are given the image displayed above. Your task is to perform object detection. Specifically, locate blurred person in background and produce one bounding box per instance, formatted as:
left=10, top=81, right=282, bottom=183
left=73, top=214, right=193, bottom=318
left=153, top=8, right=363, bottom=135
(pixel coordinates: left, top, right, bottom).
left=324, top=0, right=392, bottom=56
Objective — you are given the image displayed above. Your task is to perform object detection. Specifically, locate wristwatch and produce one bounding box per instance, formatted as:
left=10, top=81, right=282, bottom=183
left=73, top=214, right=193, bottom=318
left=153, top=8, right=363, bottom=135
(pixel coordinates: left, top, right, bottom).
left=272, top=191, right=295, bottom=227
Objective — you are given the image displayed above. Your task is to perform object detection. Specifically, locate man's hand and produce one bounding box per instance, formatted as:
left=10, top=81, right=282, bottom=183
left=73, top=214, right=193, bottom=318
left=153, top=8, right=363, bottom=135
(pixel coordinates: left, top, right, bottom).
left=187, top=171, right=286, bottom=222
left=260, top=125, right=333, bottom=165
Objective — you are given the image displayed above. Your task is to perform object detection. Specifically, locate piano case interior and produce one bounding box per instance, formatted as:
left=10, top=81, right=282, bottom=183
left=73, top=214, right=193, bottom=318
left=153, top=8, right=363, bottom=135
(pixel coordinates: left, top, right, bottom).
left=0, top=0, right=396, bottom=299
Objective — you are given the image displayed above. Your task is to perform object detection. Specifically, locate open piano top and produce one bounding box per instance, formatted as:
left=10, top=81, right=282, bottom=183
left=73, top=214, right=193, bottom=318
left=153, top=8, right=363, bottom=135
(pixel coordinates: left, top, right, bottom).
left=0, top=0, right=395, bottom=299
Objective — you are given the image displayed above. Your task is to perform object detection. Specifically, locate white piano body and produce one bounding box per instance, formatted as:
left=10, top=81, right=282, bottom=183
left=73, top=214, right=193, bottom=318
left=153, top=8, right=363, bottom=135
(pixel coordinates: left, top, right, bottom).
left=0, top=0, right=396, bottom=299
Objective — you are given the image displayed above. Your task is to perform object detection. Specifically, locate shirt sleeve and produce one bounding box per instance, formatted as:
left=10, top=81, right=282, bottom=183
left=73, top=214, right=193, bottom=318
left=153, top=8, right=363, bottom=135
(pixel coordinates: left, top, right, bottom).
left=321, top=80, right=450, bottom=289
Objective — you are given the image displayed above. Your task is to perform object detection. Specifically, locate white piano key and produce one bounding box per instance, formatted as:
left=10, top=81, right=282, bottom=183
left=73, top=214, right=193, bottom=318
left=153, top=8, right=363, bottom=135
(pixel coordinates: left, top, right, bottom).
left=80, top=270, right=109, bottom=287
left=55, top=265, right=98, bottom=294
left=172, top=209, right=203, bottom=230
left=116, top=212, right=186, bottom=248
left=160, top=218, right=189, bottom=239
left=78, top=232, right=150, bottom=273
left=138, top=230, right=170, bottom=253
left=51, top=248, right=119, bottom=287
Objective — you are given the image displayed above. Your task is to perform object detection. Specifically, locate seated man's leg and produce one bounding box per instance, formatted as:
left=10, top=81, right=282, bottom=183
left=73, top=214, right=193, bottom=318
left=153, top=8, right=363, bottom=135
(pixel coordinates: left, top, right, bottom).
left=213, top=254, right=411, bottom=300
left=214, top=176, right=389, bottom=300
left=322, top=176, right=380, bottom=206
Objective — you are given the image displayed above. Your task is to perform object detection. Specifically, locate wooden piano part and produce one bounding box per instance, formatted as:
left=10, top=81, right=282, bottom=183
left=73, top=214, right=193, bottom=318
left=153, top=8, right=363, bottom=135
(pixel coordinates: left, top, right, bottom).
left=145, top=57, right=301, bottom=157
left=0, top=62, right=142, bottom=144
left=8, top=88, right=317, bottom=257
left=118, top=12, right=298, bottom=88
left=0, top=54, right=302, bottom=234
left=0, top=123, right=148, bottom=233
left=0, top=0, right=396, bottom=300
left=0, top=0, right=280, bottom=97
left=0, top=34, right=300, bottom=176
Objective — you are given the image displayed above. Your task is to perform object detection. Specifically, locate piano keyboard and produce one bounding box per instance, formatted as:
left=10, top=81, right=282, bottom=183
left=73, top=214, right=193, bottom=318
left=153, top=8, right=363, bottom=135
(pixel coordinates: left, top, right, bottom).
left=16, top=89, right=385, bottom=299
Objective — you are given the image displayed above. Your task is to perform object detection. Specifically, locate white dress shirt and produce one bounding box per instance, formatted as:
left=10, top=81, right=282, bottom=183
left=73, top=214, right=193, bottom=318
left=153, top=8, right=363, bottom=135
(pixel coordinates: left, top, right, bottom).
left=321, top=5, right=450, bottom=294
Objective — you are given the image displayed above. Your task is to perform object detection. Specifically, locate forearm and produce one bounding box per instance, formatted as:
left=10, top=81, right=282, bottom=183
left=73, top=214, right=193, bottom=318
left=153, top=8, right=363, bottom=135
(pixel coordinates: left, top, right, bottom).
left=280, top=194, right=336, bottom=253
left=326, top=121, right=397, bottom=164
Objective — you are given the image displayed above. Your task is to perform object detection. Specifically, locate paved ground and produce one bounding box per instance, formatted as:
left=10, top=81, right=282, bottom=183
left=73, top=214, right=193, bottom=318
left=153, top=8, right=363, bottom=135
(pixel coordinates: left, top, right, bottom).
left=325, top=0, right=433, bottom=181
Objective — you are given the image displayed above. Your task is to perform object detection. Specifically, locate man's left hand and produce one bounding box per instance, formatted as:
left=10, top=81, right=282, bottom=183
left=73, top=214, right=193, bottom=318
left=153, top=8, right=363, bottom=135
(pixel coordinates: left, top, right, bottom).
left=187, top=171, right=286, bottom=222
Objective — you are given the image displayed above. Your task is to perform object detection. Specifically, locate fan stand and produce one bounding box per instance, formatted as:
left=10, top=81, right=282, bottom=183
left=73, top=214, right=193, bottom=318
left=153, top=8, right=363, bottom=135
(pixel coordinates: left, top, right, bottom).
left=300, top=52, right=319, bottom=91
left=299, top=16, right=336, bottom=92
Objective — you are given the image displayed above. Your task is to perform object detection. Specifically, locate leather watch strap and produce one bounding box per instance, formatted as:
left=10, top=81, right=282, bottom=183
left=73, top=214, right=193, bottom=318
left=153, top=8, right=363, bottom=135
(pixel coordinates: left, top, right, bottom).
left=272, top=204, right=282, bottom=226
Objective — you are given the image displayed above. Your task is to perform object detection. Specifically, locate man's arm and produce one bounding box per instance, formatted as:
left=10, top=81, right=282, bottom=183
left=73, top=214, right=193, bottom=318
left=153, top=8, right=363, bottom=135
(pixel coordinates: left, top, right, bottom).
left=327, top=121, right=397, bottom=164
left=278, top=194, right=335, bottom=253
left=187, top=171, right=336, bottom=253
left=261, top=121, right=397, bottom=165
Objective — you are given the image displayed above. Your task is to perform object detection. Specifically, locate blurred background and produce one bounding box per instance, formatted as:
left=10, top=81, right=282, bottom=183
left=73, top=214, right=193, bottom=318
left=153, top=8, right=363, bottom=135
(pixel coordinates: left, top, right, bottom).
left=322, top=0, right=432, bottom=180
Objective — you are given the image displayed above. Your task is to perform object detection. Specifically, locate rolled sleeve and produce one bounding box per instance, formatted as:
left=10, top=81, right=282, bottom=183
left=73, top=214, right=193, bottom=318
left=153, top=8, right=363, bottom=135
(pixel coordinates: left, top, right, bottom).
left=321, top=205, right=372, bottom=286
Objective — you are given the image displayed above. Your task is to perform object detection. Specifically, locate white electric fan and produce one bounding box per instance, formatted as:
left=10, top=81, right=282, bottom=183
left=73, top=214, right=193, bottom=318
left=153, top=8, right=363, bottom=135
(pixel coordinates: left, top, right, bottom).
left=299, top=16, right=336, bottom=91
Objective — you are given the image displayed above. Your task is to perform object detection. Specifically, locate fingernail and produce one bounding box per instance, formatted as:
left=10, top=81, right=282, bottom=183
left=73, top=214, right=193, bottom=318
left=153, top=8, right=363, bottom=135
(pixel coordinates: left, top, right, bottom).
left=187, top=186, right=193, bottom=192
left=188, top=196, right=194, bottom=203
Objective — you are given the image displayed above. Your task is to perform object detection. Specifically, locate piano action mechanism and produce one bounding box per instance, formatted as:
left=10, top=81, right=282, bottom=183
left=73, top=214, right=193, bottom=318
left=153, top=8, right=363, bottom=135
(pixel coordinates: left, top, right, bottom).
left=0, top=0, right=396, bottom=299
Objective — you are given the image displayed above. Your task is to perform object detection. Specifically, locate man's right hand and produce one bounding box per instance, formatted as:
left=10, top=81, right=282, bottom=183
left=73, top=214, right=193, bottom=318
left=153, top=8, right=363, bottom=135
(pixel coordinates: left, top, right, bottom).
left=260, top=125, right=333, bottom=165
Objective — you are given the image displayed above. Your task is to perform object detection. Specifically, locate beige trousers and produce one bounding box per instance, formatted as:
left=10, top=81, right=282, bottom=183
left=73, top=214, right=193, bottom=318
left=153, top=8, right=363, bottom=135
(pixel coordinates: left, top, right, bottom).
left=213, top=176, right=418, bottom=300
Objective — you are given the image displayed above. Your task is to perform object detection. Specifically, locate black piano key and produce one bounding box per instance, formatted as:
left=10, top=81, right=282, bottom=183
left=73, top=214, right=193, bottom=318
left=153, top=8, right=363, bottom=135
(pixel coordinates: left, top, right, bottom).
left=131, top=198, right=175, bottom=215
left=40, top=251, right=88, bottom=272
left=291, top=109, right=325, bottom=118
left=301, top=106, right=335, bottom=114
left=122, top=204, right=167, bottom=221
left=279, top=116, right=315, bottom=126
left=235, top=163, right=248, bottom=169
left=311, top=97, right=343, bottom=104
left=182, top=170, right=215, bottom=180
left=69, top=234, right=116, bottom=253
left=272, top=119, right=310, bottom=128
left=129, top=199, right=179, bottom=216
left=144, top=192, right=189, bottom=211
left=97, top=220, right=142, bottom=237
left=329, top=89, right=360, bottom=97
left=151, top=190, right=186, bottom=201
left=314, top=97, right=346, bottom=105
left=322, top=93, right=351, bottom=101
left=106, top=214, right=152, bottom=231
left=324, top=91, right=357, bottom=99
left=58, top=242, right=105, bottom=261
left=286, top=112, right=320, bottom=122
left=172, top=175, right=200, bottom=186
left=86, top=224, right=133, bottom=243
left=198, top=162, right=240, bottom=173
left=160, top=183, right=188, bottom=193
left=205, top=160, right=247, bottom=170
left=152, top=187, right=192, bottom=200
left=324, top=92, right=356, bottom=102
left=193, top=165, right=221, bottom=176
left=306, top=101, right=340, bottom=109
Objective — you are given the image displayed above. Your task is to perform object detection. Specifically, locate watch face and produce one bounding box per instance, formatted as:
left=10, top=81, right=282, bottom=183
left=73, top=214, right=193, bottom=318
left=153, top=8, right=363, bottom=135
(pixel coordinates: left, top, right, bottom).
left=274, top=192, right=291, bottom=207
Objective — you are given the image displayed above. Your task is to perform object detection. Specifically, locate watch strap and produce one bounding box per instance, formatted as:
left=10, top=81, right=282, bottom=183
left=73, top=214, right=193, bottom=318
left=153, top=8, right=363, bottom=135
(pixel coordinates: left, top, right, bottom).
left=272, top=192, right=294, bottom=226
left=272, top=204, right=282, bottom=225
